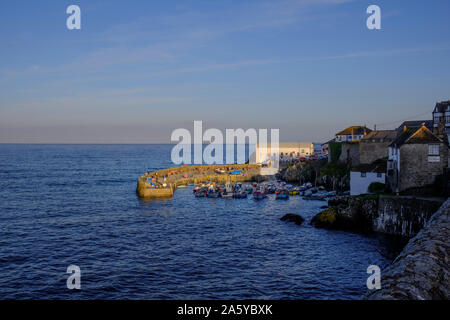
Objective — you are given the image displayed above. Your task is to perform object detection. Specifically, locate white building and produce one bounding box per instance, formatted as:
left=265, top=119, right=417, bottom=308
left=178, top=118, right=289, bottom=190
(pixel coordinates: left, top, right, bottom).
left=335, top=126, right=372, bottom=142
left=350, top=160, right=386, bottom=195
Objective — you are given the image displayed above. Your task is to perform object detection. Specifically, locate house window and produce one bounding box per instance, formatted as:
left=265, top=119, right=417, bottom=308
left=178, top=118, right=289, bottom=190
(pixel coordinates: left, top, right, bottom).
left=429, top=144, right=440, bottom=156
left=361, top=172, right=366, bottom=177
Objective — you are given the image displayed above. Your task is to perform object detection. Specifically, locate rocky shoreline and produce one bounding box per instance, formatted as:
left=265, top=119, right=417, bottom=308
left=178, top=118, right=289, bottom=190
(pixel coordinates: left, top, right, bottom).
left=307, top=194, right=449, bottom=299
left=310, top=195, right=444, bottom=238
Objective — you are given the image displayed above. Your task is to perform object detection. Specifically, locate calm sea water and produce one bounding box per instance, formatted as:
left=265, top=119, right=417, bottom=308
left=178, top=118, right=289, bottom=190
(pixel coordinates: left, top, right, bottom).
left=0, top=144, right=400, bottom=299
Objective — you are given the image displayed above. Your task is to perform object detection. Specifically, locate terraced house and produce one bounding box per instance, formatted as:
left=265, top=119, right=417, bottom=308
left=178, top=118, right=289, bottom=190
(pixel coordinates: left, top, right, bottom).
left=432, top=100, right=450, bottom=140
left=387, top=124, right=449, bottom=193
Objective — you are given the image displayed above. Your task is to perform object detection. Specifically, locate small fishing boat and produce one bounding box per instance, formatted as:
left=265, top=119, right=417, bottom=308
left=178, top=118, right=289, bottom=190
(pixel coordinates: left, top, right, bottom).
left=233, top=191, right=247, bottom=199
left=195, top=190, right=207, bottom=197
left=253, top=192, right=266, bottom=200
left=221, top=192, right=233, bottom=199
left=303, top=194, right=326, bottom=201
left=276, top=189, right=289, bottom=200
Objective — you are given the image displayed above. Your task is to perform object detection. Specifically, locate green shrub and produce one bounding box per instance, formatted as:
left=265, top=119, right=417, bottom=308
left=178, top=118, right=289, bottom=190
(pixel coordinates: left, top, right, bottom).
left=368, top=182, right=385, bottom=194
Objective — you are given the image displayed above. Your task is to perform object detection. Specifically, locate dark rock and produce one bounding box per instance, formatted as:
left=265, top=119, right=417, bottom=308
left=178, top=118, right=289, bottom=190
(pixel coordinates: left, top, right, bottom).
left=320, top=205, right=328, bottom=209
left=280, top=213, right=305, bottom=226
left=310, top=208, right=340, bottom=229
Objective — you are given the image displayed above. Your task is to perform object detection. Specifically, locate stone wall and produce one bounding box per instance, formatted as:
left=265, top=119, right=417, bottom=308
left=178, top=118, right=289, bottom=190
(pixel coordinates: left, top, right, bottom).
left=136, top=164, right=264, bottom=198
left=373, top=196, right=444, bottom=237
left=399, top=143, right=448, bottom=192
left=359, top=142, right=389, bottom=164
left=367, top=198, right=450, bottom=300
left=338, top=142, right=360, bottom=166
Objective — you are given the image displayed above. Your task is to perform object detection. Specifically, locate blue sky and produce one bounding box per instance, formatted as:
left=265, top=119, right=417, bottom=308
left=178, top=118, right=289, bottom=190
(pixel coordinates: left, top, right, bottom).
left=0, top=0, right=449, bottom=143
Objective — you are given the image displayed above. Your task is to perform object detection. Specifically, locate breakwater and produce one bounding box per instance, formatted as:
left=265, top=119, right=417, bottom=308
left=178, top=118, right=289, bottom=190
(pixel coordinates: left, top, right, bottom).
left=367, top=198, right=450, bottom=299
left=136, top=164, right=264, bottom=198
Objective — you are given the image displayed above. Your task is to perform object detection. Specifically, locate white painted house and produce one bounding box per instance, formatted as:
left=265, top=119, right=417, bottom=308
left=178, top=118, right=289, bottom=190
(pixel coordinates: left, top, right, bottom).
left=350, top=160, right=387, bottom=195
left=335, top=126, right=372, bottom=142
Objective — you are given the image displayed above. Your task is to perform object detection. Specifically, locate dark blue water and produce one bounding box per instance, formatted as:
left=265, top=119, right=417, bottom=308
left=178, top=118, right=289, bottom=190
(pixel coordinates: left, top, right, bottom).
left=0, top=145, right=399, bottom=299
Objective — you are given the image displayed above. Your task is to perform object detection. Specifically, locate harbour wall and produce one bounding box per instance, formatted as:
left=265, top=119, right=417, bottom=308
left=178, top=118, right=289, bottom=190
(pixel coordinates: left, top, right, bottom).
left=136, top=164, right=264, bottom=198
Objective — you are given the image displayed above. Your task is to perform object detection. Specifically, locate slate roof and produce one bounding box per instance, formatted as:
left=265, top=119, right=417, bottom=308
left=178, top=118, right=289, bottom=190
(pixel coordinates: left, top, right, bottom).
left=433, top=100, right=450, bottom=113
left=361, top=130, right=398, bottom=143
left=390, top=125, right=445, bottom=147
left=396, top=120, right=432, bottom=132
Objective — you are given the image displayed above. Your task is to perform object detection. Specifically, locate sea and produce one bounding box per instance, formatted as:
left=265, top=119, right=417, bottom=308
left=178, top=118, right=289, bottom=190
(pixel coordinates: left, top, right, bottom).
left=0, top=144, right=403, bottom=299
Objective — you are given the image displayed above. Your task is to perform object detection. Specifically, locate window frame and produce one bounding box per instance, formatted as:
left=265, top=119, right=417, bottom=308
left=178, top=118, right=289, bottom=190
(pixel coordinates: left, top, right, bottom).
left=428, top=144, right=440, bottom=156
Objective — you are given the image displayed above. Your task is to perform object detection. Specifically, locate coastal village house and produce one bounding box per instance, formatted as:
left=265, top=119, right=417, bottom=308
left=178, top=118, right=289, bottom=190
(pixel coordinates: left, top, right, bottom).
left=332, top=126, right=372, bottom=165
left=350, top=160, right=386, bottom=195
left=327, top=101, right=450, bottom=195
left=335, top=126, right=372, bottom=142
left=432, top=100, right=450, bottom=140
left=359, top=130, right=397, bottom=164
left=387, top=124, right=449, bottom=193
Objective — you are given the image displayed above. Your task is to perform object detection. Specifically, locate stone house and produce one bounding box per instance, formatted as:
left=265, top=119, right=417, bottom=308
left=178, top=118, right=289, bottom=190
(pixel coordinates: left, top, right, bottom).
left=387, top=124, right=449, bottom=193
left=432, top=100, right=450, bottom=140
left=359, top=130, right=397, bottom=164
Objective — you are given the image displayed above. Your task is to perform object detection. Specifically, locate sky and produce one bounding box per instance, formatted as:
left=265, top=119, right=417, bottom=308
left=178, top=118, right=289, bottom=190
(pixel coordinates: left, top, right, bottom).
left=0, top=0, right=449, bottom=143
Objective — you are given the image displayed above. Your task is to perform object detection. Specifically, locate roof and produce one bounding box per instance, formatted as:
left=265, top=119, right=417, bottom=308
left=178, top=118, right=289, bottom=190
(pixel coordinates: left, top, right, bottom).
left=361, top=130, right=397, bottom=142
left=396, top=120, right=432, bottom=132
left=390, top=125, right=445, bottom=147
left=336, top=126, right=372, bottom=136
left=433, top=100, right=450, bottom=113
left=352, top=158, right=387, bottom=173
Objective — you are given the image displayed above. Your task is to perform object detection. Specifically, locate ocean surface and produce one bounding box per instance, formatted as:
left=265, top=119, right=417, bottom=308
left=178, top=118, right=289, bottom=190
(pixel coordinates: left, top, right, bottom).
left=0, top=144, right=403, bottom=299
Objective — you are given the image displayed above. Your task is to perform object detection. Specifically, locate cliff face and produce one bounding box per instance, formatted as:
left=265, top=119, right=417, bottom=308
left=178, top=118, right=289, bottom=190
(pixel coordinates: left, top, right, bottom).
left=312, top=195, right=445, bottom=238
left=367, top=198, right=450, bottom=300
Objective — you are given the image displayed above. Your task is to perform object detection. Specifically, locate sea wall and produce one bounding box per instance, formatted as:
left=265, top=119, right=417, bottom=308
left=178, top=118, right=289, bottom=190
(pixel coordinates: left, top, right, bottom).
left=312, top=195, right=445, bottom=238
left=367, top=198, right=450, bottom=300
left=137, top=164, right=264, bottom=198
left=373, top=196, right=444, bottom=237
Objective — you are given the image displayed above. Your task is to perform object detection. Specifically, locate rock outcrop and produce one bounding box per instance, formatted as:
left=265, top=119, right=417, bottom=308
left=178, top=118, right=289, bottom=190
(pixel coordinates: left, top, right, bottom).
left=311, top=195, right=445, bottom=237
left=367, top=198, right=450, bottom=300
left=310, top=196, right=377, bottom=232
left=280, top=213, right=305, bottom=226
